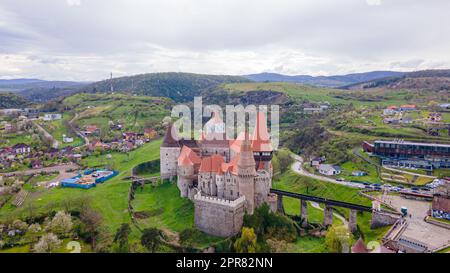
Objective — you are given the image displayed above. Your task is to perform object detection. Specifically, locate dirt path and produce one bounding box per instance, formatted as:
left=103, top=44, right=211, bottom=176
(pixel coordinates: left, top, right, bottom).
left=32, top=120, right=59, bottom=149
left=69, top=113, right=89, bottom=146
left=1, top=163, right=80, bottom=176
left=310, top=201, right=348, bottom=225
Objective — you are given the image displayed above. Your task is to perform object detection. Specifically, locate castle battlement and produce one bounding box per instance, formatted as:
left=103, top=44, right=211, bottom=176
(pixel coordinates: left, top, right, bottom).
left=194, top=191, right=246, bottom=208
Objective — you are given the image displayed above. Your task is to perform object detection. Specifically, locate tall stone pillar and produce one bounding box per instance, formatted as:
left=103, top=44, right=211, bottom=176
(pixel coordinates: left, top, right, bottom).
left=301, top=200, right=308, bottom=228
left=277, top=194, right=285, bottom=214
left=348, top=209, right=357, bottom=233
left=324, top=204, right=333, bottom=227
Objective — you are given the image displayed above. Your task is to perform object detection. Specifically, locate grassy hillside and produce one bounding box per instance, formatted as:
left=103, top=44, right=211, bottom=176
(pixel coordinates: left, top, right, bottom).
left=215, top=82, right=448, bottom=107
left=81, top=72, right=251, bottom=102
left=61, top=93, right=173, bottom=139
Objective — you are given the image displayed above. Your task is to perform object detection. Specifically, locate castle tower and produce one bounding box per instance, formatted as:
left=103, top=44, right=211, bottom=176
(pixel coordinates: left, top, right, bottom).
left=177, top=146, right=201, bottom=197
left=237, top=133, right=257, bottom=214
left=160, top=123, right=181, bottom=180
left=252, top=112, right=273, bottom=173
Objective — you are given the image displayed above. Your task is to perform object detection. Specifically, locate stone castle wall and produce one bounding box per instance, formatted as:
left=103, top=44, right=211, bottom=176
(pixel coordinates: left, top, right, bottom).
left=194, top=192, right=246, bottom=237
left=371, top=210, right=400, bottom=229
left=160, top=147, right=180, bottom=180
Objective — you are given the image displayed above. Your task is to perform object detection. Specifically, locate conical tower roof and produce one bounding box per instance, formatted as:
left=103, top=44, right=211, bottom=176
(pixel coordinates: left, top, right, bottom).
left=161, top=123, right=180, bottom=147
left=237, top=129, right=256, bottom=175
left=251, top=112, right=273, bottom=152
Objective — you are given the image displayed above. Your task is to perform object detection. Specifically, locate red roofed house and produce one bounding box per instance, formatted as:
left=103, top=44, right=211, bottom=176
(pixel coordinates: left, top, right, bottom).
left=432, top=196, right=450, bottom=221
left=351, top=238, right=369, bottom=253
left=144, top=128, right=158, bottom=140
left=84, top=125, right=100, bottom=136
left=400, top=104, right=417, bottom=111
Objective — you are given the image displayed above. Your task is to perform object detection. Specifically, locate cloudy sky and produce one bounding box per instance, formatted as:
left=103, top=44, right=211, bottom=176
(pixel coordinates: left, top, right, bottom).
left=1, top=0, right=450, bottom=81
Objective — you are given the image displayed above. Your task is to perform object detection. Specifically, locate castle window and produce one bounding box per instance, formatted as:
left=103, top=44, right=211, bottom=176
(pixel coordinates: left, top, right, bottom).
left=230, top=190, right=233, bottom=196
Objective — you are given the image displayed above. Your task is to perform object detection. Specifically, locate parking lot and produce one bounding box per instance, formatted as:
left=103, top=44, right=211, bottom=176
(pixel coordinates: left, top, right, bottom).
left=382, top=195, right=450, bottom=250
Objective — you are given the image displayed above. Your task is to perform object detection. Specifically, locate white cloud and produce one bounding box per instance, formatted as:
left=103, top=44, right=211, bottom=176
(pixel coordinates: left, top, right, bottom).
left=66, top=0, right=81, bottom=7
left=0, top=0, right=449, bottom=80
left=366, top=0, right=382, bottom=6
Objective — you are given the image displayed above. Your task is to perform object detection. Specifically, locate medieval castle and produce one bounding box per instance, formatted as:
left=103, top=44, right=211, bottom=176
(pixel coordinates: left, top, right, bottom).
left=160, top=112, right=277, bottom=237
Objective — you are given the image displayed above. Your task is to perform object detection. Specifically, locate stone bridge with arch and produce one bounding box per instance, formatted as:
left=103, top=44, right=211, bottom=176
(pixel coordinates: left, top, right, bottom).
left=270, top=189, right=399, bottom=232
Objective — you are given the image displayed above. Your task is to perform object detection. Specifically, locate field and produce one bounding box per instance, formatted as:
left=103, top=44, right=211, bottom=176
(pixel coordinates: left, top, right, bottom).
left=40, top=113, right=83, bottom=147
left=221, top=82, right=446, bottom=108
left=62, top=93, right=172, bottom=139
left=0, top=140, right=163, bottom=233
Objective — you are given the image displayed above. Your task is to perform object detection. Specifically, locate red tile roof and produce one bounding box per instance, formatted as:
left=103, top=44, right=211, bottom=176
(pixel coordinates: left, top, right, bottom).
left=251, top=112, right=273, bottom=152
left=199, top=154, right=225, bottom=173
left=162, top=123, right=180, bottom=148
left=400, top=104, right=416, bottom=108
left=178, top=146, right=201, bottom=166
left=351, top=238, right=369, bottom=253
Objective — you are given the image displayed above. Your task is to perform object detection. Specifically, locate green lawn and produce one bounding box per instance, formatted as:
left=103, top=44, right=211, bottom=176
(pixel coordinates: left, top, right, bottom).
left=41, top=113, right=83, bottom=147
left=288, top=236, right=327, bottom=253
left=273, top=169, right=371, bottom=206
left=0, top=132, right=35, bottom=148
left=132, top=182, right=194, bottom=232
left=0, top=139, right=163, bottom=235
left=273, top=168, right=391, bottom=245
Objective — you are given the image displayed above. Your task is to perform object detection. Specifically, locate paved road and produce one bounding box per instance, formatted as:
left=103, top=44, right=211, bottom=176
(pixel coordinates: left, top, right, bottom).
left=290, top=154, right=364, bottom=189
left=1, top=163, right=80, bottom=176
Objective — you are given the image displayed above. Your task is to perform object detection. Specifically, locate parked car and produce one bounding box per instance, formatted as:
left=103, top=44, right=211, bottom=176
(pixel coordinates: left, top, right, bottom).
left=336, top=178, right=345, bottom=182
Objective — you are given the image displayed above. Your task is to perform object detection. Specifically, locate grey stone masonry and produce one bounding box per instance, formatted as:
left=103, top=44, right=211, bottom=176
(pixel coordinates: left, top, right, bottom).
left=324, top=204, right=333, bottom=226
left=194, top=192, right=246, bottom=237
left=349, top=209, right=357, bottom=233
left=301, top=200, right=308, bottom=228
left=277, top=194, right=285, bottom=214
left=371, top=210, right=400, bottom=229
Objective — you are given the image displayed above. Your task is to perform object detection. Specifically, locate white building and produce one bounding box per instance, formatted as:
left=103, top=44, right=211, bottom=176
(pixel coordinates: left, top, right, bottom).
left=43, top=113, right=62, bottom=121
left=62, top=134, right=74, bottom=143
left=318, top=164, right=341, bottom=176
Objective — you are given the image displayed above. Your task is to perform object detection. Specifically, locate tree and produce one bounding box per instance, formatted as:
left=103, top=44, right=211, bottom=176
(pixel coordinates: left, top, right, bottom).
left=234, top=227, right=257, bottom=253
left=140, top=228, right=165, bottom=253
left=266, top=238, right=296, bottom=253
left=275, top=149, right=294, bottom=174
left=12, top=219, right=28, bottom=233
left=80, top=207, right=103, bottom=250
left=325, top=224, right=352, bottom=253
left=34, top=233, right=61, bottom=253
left=46, top=211, right=73, bottom=236
left=243, top=203, right=297, bottom=243
left=113, top=223, right=131, bottom=253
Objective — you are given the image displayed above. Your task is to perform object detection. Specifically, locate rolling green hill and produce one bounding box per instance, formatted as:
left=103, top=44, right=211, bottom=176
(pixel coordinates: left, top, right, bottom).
left=0, top=93, right=31, bottom=109
left=344, top=69, right=450, bottom=91
left=61, top=93, right=173, bottom=140
left=81, top=72, right=252, bottom=102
